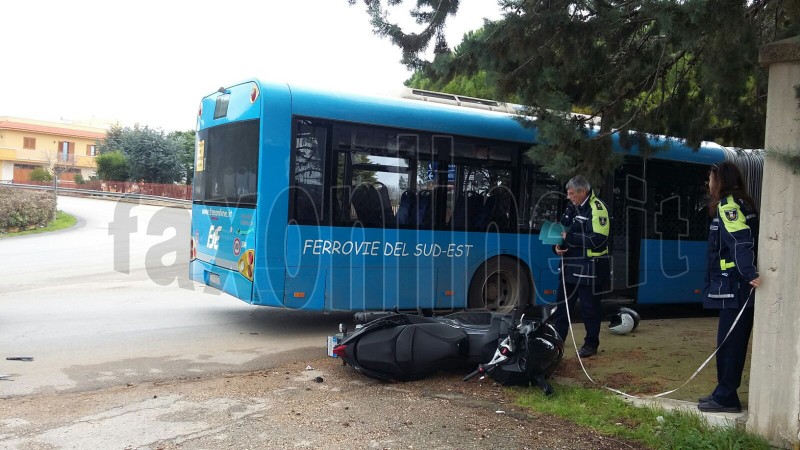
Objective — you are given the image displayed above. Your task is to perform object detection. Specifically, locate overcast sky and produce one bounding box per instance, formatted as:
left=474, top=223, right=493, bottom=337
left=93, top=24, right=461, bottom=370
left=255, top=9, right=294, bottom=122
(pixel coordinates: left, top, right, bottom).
left=2, top=0, right=500, bottom=132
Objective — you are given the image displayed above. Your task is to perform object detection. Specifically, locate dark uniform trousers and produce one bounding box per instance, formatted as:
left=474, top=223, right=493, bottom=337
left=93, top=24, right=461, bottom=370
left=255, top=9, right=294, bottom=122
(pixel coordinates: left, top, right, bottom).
left=713, top=297, right=755, bottom=408
left=553, top=281, right=602, bottom=348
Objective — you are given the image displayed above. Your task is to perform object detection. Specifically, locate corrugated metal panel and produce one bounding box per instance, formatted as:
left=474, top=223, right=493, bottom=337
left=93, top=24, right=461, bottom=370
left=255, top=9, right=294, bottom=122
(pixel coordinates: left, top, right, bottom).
left=722, top=147, right=765, bottom=208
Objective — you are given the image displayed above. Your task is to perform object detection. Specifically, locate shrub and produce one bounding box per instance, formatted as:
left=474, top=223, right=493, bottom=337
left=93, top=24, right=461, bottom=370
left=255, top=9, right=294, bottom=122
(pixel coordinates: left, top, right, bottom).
left=95, top=151, right=130, bottom=181
left=0, top=187, right=55, bottom=231
left=74, top=173, right=86, bottom=184
left=29, top=167, right=53, bottom=182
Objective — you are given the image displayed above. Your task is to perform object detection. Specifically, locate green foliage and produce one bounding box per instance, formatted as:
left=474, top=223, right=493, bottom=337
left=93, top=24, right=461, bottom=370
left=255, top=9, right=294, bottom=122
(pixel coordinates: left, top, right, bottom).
left=516, top=385, right=770, bottom=449
left=0, top=210, right=76, bottom=238
left=356, top=1, right=799, bottom=180
left=96, top=125, right=183, bottom=183
left=28, top=167, right=53, bottom=183
left=95, top=151, right=130, bottom=181
left=168, top=129, right=196, bottom=184
left=95, top=125, right=125, bottom=156
left=74, top=173, right=86, bottom=184
left=0, top=187, right=55, bottom=231
left=350, top=0, right=460, bottom=69
left=406, top=69, right=504, bottom=101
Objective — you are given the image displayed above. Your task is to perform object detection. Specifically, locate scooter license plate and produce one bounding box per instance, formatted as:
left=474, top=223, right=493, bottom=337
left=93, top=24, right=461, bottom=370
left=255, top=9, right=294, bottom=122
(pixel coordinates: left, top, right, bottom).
left=326, top=335, right=340, bottom=358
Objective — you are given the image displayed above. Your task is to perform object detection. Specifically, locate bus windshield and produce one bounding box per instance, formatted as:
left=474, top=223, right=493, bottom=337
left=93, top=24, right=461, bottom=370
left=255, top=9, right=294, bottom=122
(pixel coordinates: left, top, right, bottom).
left=193, top=119, right=260, bottom=207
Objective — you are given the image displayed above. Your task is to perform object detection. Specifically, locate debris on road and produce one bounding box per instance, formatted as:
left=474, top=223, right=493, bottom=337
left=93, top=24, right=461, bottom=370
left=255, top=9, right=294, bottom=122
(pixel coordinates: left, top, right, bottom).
left=6, top=357, right=34, bottom=361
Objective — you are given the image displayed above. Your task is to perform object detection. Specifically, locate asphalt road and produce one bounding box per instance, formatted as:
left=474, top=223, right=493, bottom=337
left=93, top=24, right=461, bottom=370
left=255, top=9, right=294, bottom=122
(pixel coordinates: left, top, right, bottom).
left=0, top=196, right=351, bottom=397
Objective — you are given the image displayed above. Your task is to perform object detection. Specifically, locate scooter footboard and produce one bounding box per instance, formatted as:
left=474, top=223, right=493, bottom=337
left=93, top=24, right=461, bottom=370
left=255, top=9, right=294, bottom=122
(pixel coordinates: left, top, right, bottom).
left=396, top=323, right=469, bottom=378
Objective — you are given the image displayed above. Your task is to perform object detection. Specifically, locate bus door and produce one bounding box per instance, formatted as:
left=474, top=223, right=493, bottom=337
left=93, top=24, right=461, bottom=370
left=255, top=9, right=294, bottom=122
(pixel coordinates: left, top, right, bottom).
left=609, top=158, right=645, bottom=300
left=636, top=160, right=710, bottom=304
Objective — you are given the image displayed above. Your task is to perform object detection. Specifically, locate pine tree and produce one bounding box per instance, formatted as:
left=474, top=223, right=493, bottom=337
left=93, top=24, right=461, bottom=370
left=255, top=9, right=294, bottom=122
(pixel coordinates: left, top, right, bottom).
left=354, top=0, right=800, bottom=181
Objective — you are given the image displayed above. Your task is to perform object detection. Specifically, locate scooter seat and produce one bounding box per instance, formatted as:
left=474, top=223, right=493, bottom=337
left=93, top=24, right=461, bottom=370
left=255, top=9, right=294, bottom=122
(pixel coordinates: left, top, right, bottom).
left=354, top=326, right=407, bottom=376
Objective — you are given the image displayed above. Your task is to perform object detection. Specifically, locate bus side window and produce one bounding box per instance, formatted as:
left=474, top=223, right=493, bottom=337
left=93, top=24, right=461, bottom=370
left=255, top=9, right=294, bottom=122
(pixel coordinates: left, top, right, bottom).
left=374, top=181, right=397, bottom=227
left=521, top=164, right=562, bottom=231
left=294, top=184, right=323, bottom=224
left=351, top=183, right=390, bottom=227
left=396, top=189, right=417, bottom=226
left=292, top=120, right=327, bottom=224
left=415, top=189, right=434, bottom=227
left=329, top=184, right=349, bottom=225
left=448, top=190, right=483, bottom=230
left=483, top=185, right=517, bottom=232
left=645, top=160, right=708, bottom=241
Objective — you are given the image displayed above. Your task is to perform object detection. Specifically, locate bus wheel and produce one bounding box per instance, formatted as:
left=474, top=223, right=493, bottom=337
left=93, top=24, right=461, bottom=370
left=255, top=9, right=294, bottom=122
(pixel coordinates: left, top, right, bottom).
left=468, top=256, right=530, bottom=313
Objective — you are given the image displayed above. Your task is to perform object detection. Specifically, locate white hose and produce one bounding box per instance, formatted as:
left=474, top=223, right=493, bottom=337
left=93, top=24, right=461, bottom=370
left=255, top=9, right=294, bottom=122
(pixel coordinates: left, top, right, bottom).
left=558, top=255, right=754, bottom=399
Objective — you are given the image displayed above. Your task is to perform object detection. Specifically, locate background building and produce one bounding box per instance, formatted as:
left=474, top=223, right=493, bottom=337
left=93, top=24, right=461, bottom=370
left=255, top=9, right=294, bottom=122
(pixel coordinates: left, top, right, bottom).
left=0, top=116, right=106, bottom=183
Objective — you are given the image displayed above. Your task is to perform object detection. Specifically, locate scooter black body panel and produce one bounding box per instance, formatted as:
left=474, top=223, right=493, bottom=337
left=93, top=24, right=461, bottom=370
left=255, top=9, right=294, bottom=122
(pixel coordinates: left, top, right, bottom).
left=485, top=321, right=564, bottom=387
left=335, top=311, right=563, bottom=387
left=349, top=322, right=469, bottom=381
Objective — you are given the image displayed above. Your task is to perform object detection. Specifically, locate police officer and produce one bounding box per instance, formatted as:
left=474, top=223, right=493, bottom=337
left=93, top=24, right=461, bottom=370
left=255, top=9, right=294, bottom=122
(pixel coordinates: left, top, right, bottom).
left=698, top=161, right=761, bottom=413
left=551, top=175, right=611, bottom=358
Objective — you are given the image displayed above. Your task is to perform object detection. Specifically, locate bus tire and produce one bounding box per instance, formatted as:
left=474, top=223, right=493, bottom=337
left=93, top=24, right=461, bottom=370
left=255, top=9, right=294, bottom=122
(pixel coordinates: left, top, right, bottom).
left=467, top=256, right=531, bottom=313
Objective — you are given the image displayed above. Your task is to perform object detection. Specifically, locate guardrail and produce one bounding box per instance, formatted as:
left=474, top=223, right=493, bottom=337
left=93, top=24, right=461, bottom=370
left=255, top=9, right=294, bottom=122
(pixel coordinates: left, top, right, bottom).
left=0, top=182, right=192, bottom=207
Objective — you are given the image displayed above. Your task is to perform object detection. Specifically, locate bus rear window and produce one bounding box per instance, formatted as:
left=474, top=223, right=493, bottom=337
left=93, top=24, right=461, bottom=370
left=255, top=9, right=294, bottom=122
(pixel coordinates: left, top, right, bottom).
left=214, top=94, right=230, bottom=119
left=193, top=120, right=259, bottom=206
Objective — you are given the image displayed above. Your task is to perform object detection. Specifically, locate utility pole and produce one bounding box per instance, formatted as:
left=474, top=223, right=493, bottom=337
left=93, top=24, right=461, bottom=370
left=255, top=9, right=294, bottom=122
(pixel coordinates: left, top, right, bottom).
left=47, top=150, right=77, bottom=219
left=747, top=36, right=800, bottom=449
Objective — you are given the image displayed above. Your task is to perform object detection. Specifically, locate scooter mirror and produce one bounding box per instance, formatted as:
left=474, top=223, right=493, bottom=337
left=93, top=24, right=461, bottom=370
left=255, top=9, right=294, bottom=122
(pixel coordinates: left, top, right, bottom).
left=541, top=305, right=558, bottom=322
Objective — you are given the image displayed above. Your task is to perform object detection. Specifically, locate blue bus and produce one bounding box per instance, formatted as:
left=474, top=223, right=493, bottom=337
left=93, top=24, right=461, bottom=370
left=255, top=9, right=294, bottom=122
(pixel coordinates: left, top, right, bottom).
left=189, top=80, right=763, bottom=312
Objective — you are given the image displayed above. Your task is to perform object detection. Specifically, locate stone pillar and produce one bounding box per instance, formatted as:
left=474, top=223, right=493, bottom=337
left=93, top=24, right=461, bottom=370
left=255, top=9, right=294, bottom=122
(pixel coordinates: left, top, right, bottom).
left=747, top=36, right=800, bottom=449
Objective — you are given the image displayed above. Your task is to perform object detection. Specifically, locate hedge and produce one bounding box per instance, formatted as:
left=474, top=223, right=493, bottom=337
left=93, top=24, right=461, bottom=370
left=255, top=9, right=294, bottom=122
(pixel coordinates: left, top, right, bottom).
left=0, top=187, right=55, bottom=232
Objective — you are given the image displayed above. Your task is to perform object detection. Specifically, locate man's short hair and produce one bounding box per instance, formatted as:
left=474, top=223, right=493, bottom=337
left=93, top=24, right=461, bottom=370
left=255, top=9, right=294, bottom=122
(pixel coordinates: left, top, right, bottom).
left=566, top=175, right=591, bottom=193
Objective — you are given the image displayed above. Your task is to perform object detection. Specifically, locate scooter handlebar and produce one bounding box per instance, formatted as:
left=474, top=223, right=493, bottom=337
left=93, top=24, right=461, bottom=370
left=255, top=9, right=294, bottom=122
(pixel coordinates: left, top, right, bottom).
left=463, top=362, right=500, bottom=382
left=463, top=369, right=482, bottom=382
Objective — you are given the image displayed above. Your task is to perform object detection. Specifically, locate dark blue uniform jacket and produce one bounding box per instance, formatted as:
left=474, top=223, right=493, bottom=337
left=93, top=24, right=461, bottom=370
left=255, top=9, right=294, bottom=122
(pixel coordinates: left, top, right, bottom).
left=553, top=190, right=611, bottom=286
left=703, top=195, right=759, bottom=310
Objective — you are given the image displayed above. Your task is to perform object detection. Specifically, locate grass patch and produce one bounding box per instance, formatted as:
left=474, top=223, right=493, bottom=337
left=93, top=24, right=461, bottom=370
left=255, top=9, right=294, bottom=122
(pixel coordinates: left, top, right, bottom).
left=516, top=384, right=771, bottom=449
left=0, top=211, right=77, bottom=238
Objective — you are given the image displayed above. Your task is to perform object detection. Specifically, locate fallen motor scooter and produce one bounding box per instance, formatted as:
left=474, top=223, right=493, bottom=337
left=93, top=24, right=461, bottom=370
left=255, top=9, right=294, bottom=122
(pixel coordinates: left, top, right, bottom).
left=330, top=306, right=564, bottom=394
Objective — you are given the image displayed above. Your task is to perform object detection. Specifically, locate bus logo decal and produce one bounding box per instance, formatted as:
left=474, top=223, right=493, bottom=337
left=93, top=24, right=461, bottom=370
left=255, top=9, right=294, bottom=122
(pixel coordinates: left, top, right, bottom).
left=207, top=225, right=222, bottom=250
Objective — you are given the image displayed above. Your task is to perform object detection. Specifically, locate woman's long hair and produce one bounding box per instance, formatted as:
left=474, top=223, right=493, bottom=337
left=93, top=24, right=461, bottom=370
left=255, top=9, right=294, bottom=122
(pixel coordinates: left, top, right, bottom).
left=708, top=161, right=757, bottom=217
